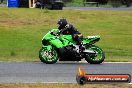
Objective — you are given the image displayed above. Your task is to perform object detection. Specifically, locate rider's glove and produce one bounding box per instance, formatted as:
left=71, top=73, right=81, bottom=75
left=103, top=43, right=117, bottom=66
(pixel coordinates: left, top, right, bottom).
left=56, top=30, right=61, bottom=36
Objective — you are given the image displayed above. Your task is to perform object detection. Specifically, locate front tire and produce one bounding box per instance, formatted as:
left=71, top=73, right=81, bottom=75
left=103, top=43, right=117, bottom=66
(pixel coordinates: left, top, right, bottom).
left=39, top=47, right=58, bottom=64
left=85, top=45, right=105, bottom=64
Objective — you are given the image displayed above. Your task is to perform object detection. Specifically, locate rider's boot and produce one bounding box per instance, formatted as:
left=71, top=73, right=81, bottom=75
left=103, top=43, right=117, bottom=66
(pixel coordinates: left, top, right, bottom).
left=79, top=44, right=85, bottom=53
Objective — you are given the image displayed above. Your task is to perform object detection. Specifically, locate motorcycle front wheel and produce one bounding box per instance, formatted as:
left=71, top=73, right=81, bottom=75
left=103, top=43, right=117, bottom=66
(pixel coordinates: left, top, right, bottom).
left=39, top=47, right=58, bottom=64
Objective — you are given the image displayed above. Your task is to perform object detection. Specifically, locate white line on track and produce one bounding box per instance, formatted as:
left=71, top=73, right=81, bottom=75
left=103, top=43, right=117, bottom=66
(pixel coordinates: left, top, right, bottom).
left=0, top=61, right=132, bottom=63
left=57, top=61, right=132, bottom=64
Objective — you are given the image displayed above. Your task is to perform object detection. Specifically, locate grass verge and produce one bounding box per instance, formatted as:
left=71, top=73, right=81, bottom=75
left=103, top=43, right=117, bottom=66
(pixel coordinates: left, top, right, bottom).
left=0, top=83, right=132, bottom=88
left=0, top=7, right=132, bottom=62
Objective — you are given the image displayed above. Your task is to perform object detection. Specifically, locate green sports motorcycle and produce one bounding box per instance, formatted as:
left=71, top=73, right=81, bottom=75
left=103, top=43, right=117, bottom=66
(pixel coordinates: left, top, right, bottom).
left=39, top=29, right=105, bottom=64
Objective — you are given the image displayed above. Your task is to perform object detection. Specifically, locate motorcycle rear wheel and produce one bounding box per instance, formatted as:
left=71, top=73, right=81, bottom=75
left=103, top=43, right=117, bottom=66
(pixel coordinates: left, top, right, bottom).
left=85, top=45, right=105, bottom=64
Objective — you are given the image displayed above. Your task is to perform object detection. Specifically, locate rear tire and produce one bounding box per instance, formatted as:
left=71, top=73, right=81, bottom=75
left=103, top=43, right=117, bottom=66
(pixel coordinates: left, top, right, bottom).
left=39, top=47, right=58, bottom=64
left=85, top=45, right=105, bottom=64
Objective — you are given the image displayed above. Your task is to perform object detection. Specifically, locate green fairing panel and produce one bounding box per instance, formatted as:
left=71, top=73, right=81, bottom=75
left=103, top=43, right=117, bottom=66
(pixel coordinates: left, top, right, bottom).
left=61, top=35, right=73, bottom=41
left=42, top=29, right=59, bottom=40
left=60, top=35, right=76, bottom=46
left=49, top=39, right=64, bottom=48
left=83, top=39, right=90, bottom=44
left=83, top=36, right=100, bottom=44
left=42, top=29, right=77, bottom=48
left=42, top=33, right=52, bottom=40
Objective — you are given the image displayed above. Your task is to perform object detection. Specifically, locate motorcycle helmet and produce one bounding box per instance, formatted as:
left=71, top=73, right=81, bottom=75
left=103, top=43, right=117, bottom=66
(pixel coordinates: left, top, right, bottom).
left=57, top=18, right=68, bottom=29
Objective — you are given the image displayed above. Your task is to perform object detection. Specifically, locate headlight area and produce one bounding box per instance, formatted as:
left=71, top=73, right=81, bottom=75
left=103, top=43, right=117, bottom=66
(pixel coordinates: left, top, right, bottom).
left=42, top=39, right=48, bottom=45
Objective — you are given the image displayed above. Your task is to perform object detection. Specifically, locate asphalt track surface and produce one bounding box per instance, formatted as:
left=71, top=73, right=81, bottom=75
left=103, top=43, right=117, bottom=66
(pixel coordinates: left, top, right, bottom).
left=0, top=62, right=132, bottom=83
left=0, top=5, right=132, bottom=83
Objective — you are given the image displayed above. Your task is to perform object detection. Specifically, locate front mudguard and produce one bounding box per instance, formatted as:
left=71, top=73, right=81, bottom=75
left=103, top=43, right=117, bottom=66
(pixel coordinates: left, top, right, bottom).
left=42, top=45, right=52, bottom=51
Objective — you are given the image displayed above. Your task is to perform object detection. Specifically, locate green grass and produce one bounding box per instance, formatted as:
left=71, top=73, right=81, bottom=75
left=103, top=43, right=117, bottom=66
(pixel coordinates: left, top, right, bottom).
left=65, top=0, right=132, bottom=7
left=0, top=7, right=132, bottom=62
left=65, top=0, right=84, bottom=7
left=0, top=83, right=132, bottom=88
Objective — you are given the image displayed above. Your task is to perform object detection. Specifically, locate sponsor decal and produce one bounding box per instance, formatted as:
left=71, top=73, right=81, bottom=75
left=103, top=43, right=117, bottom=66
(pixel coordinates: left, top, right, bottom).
left=76, top=67, right=131, bottom=85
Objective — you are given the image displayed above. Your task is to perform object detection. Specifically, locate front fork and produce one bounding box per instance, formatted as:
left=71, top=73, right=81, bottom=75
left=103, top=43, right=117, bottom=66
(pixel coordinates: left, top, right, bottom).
left=42, top=45, right=58, bottom=59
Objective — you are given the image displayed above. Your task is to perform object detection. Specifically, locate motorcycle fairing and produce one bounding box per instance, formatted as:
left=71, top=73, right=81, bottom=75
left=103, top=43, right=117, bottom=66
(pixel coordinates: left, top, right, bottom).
left=83, top=36, right=100, bottom=45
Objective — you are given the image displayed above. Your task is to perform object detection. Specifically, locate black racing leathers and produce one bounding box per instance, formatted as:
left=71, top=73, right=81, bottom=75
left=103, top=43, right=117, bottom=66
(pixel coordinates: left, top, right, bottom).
left=58, top=24, right=84, bottom=52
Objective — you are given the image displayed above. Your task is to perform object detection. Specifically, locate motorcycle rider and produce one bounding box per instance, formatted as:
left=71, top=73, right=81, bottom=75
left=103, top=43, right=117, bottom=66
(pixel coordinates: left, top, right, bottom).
left=57, top=18, right=85, bottom=53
